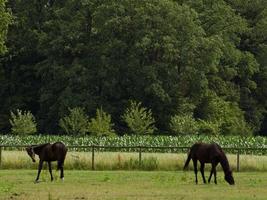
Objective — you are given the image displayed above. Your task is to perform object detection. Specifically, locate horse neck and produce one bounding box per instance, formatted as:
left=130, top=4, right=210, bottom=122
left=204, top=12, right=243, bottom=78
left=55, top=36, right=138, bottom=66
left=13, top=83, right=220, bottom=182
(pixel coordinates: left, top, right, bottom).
left=32, top=143, right=49, bottom=155
left=219, top=152, right=231, bottom=174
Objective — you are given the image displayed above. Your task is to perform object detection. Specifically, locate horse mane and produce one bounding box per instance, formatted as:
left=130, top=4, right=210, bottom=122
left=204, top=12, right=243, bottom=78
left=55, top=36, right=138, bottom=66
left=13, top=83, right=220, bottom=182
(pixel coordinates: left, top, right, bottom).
left=32, top=143, right=50, bottom=155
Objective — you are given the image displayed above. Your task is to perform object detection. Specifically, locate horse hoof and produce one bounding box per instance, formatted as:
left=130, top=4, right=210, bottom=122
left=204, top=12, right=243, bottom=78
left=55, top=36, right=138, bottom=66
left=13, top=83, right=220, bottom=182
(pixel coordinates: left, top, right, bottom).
left=34, top=180, right=40, bottom=184
left=61, top=177, right=64, bottom=182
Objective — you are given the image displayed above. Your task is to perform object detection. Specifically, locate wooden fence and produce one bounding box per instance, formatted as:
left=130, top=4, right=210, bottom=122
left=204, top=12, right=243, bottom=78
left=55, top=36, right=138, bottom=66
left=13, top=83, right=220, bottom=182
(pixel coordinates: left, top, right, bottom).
left=0, top=145, right=266, bottom=172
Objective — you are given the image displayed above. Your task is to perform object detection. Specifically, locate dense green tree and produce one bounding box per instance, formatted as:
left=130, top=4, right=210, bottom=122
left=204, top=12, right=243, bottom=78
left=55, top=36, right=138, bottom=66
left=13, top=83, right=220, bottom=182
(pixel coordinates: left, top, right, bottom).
left=225, top=0, right=267, bottom=135
left=178, top=0, right=261, bottom=134
left=0, top=0, right=11, bottom=54
left=0, top=0, right=266, bottom=135
left=0, top=0, right=45, bottom=132
left=0, top=0, right=11, bottom=131
left=35, top=0, right=220, bottom=132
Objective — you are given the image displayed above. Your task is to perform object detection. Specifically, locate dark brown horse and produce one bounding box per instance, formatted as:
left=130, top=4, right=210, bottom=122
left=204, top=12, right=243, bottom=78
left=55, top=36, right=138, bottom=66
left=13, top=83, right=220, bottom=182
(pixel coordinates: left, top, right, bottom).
left=183, top=142, right=234, bottom=185
left=26, top=142, right=67, bottom=183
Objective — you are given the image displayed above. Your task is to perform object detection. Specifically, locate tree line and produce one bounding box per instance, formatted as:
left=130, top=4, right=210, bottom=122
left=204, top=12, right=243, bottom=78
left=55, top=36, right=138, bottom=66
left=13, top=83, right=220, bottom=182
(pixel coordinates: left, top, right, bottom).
left=0, top=0, right=267, bottom=136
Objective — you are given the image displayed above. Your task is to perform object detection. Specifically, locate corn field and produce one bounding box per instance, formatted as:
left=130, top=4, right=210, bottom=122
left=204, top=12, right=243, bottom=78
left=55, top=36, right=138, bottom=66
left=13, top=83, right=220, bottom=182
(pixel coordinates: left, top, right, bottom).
left=0, top=135, right=266, bottom=154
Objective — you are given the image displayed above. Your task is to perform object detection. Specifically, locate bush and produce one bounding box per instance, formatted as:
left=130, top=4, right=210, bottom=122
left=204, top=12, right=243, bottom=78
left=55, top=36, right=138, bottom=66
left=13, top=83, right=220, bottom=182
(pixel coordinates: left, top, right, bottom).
left=88, top=107, right=115, bottom=136
left=220, top=118, right=252, bottom=136
left=197, top=120, right=220, bottom=136
left=9, top=109, right=37, bottom=135
left=196, top=94, right=252, bottom=135
left=122, top=101, right=156, bottom=135
left=59, top=107, right=89, bottom=135
left=169, top=114, right=198, bottom=135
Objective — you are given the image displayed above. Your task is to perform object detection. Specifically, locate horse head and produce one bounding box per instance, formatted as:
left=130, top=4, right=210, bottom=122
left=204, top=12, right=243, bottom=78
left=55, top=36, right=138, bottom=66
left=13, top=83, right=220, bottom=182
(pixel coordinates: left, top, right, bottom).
left=225, top=170, right=235, bottom=185
left=26, top=147, right=36, bottom=162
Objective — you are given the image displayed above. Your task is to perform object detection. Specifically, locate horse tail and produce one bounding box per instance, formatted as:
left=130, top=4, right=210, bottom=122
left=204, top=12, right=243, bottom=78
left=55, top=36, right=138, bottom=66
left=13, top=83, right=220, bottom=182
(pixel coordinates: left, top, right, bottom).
left=57, top=146, right=67, bottom=170
left=183, top=148, right=192, bottom=170
left=57, top=156, right=65, bottom=170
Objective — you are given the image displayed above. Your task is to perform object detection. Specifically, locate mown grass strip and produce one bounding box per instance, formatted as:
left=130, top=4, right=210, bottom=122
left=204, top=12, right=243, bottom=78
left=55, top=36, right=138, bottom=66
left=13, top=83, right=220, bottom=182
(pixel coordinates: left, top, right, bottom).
left=1, top=170, right=267, bottom=200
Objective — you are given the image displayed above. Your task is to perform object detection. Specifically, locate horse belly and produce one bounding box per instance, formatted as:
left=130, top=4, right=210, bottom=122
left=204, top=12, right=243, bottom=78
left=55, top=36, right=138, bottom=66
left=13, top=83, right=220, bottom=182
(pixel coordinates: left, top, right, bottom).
left=44, top=154, right=58, bottom=162
left=196, top=151, right=211, bottom=163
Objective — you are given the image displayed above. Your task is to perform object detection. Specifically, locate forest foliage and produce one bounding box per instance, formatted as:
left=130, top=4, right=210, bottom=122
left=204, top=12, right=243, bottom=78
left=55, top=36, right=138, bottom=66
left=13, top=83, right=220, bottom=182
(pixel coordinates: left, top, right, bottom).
left=0, top=0, right=267, bottom=136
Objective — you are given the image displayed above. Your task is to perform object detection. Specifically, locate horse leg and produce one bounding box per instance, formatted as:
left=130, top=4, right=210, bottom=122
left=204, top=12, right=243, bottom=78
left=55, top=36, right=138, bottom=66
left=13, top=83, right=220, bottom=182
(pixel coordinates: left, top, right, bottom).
left=193, top=159, right=198, bottom=184
left=208, top=168, right=213, bottom=183
left=211, top=161, right=217, bottom=184
left=58, top=160, right=64, bottom=180
left=213, top=168, right=217, bottom=184
left=200, top=163, right=206, bottom=184
left=48, top=161, right=53, bottom=181
left=60, top=166, right=64, bottom=180
left=35, top=160, right=43, bottom=183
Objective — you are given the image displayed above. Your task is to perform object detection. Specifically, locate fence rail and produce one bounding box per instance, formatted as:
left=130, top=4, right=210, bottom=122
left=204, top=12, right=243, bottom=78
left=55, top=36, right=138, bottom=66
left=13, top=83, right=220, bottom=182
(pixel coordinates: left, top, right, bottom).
left=0, top=145, right=267, bottom=172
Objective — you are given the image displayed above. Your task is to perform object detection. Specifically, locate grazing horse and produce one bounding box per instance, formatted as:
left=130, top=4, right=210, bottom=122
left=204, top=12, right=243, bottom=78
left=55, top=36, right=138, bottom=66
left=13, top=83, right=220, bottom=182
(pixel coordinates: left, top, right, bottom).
left=26, top=142, right=67, bottom=183
left=183, top=142, right=234, bottom=185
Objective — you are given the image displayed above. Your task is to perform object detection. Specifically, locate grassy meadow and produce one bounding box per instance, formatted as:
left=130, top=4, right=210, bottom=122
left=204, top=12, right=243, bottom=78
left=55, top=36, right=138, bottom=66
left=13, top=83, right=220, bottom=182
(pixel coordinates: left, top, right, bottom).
left=0, top=170, right=267, bottom=200
left=1, top=150, right=267, bottom=171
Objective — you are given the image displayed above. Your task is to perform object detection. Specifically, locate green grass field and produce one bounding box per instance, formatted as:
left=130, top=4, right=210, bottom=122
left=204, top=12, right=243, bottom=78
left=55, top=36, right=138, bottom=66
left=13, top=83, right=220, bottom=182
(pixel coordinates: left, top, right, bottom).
left=0, top=170, right=267, bottom=200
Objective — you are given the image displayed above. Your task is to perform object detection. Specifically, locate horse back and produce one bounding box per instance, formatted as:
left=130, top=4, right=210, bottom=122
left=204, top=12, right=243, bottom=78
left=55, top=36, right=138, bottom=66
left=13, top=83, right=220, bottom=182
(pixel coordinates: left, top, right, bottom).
left=41, top=142, right=67, bottom=162
left=191, top=142, right=222, bottom=163
left=51, top=142, right=67, bottom=159
left=52, top=142, right=67, bottom=153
